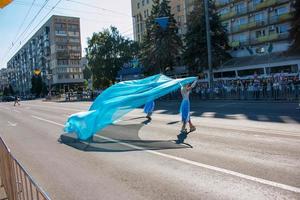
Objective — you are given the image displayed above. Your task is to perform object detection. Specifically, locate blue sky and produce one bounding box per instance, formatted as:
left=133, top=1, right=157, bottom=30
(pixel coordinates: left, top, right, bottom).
left=0, top=0, right=133, bottom=68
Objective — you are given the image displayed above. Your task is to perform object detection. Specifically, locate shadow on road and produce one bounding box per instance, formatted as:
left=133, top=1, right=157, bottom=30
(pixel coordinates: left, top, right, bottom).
left=59, top=123, right=191, bottom=152
left=155, top=100, right=300, bottom=124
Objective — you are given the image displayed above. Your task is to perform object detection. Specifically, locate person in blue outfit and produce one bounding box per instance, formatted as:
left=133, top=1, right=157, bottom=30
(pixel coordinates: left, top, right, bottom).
left=64, top=74, right=197, bottom=140
left=144, top=100, right=155, bottom=120
left=180, top=78, right=198, bottom=133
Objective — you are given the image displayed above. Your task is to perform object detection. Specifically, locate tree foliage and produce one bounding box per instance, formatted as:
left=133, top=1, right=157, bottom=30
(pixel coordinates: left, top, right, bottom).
left=83, top=65, right=92, bottom=80
left=31, top=75, right=45, bottom=97
left=139, top=0, right=182, bottom=75
left=183, top=0, right=231, bottom=74
left=86, top=27, right=139, bottom=88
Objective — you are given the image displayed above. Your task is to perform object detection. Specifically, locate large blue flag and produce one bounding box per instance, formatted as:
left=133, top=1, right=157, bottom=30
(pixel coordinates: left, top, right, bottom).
left=64, top=74, right=196, bottom=140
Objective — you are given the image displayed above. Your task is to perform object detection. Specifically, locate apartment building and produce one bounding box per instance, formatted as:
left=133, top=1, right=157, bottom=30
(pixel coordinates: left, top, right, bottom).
left=0, top=68, right=9, bottom=91
left=132, top=0, right=299, bottom=79
left=132, top=0, right=154, bottom=42
left=7, top=15, right=84, bottom=95
left=216, top=0, right=294, bottom=57
left=131, top=0, right=189, bottom=42
left=210, top=0, right=300, bottom=80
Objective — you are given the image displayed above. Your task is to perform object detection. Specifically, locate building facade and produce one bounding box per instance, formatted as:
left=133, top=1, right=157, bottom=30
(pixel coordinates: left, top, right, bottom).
left=131, top=0, right=189, bottom=42
left=131, top=0, right=299, bottom=80
left=0, top=68, right=9, bottom=92
left=7, top=15, right=84, bottom=95
left=216, top=0, right=294, bottom=57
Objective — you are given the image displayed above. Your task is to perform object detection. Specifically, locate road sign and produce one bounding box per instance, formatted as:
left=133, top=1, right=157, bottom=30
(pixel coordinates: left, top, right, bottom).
left=34, top=69, right=41, bottom=76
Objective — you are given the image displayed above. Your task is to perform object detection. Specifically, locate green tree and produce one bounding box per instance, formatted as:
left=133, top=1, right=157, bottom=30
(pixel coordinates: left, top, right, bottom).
left=83, top=65, right=92, bottom=80
left=290, top=0, right=300, bottom=52
left=183, top=0, right=231, bottom=75
left=86, top=26, right=139, bottom=88
left=140, top=0, right=182, bottom=75
left=3, top=87, right=9, bottom=96
left=31, top=75, right=44, bottom=97
left=9, top=84, right=14, bottom=95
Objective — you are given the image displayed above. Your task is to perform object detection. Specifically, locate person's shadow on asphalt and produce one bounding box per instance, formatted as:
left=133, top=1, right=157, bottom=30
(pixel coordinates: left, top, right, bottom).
left=175, top=131, right=193, bottom=148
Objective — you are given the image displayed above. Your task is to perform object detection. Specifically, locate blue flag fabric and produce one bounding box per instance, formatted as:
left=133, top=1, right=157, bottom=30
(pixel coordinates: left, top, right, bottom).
left=64, top=74, right=196, bottom=140
left=155, top=17, right=169, bottom=30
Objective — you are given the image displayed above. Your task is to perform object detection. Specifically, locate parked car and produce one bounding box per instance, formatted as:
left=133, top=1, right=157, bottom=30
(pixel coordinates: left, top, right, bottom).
left=2, top=96, right=15, bottom=102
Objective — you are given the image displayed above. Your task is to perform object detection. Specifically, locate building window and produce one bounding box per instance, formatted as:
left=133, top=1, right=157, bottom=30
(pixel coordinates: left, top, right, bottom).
left=142, top=0, right=144, bottom=6
left=57, top=59, right=68, bottom=65
left=269, top=25, right=276, bottom=34
left=275, top=6, right=289, bottom=16
left=137, top=2, right=140, bottom=9
left=233, top=33, right=248, bottom=42
left=218, top=0, right=229, bottom=4
left=147, top=9, right=149, bottom=17
left=255, top=29, right=265, bottom=38
left=144, top=10, right=147, bottom=18
left=222, top=21, right=230, bottom=31
left=146, top=0, right=149, bottom=4
left=254, top=12, right=264, bottom=22
left=237, top=17, right=247, bottom=25
left=177, top=5, right=180, bottom=12
left=252, top=0, right=263, bottom=6
left=276, top=24, right=289, bottom=34
left=220, top=7, right=229, bottom=15
left=177, top=16, right=181, bottom=23
left=235, top=2, right=246, bottom=13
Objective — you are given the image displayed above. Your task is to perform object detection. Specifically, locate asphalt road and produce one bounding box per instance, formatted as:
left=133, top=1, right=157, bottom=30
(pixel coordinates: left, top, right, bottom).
left=0, top=100, right=299, bottom=200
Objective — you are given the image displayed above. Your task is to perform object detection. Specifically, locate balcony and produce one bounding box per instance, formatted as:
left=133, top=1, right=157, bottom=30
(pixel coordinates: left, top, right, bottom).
left=235, top=7, right=248, bottom=17
left=231, top=20, right=266, bottom=33
left=252, top=32, right=289, bottom=44
left=220, top=11, right=237, bottom=21
left=255, top=0, right=277, bottom=10
left=229, top=41, right=240, bottom=47
left=278, top=13, right=293, bottom=22
left=215, top=0, right=230, bottom=8
left=269, top=12, right=294, bottom=24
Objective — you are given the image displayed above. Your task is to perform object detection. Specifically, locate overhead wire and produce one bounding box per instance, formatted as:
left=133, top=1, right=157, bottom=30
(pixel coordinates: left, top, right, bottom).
left=65, top=0, right=131, bottom=17
left=1, top=0, right=134, bottom=66
left=1, top=0, right=51, bottom=65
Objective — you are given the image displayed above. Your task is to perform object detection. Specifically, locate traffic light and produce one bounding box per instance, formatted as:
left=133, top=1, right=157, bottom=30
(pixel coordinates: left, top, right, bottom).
left=0, top=0, right=12, bottom=9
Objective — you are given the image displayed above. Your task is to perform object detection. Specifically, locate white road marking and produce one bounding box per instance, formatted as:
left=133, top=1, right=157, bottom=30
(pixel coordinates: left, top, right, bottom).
left=25, top=104, right=83, bottom=112
left=13, top=110, right=21, bottom=113
left=31, top=115, right=300, bottom=193
left=31, top=115, right=66, bottom=127
left=7, top=121, right=17, bottom=127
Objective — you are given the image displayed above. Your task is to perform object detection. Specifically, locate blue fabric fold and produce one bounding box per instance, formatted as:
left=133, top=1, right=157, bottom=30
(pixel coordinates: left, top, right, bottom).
left=64, top=74, right=196, bottom=140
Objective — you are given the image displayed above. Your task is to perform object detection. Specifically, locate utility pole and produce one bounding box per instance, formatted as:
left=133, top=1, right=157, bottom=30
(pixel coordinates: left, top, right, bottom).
left=204, top=0, right=213, bottom=89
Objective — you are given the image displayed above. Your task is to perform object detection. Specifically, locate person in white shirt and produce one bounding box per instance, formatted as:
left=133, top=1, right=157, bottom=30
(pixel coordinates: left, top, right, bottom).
left=180, top=78, right=198, bottom=133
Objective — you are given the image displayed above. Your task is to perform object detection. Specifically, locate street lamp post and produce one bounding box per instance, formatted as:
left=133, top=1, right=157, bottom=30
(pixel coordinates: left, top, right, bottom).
left=204, top=0, right=213, bottom=90
left=41, top=55, right=51, bottom=94
left=46, top=73, right=52, bottom=97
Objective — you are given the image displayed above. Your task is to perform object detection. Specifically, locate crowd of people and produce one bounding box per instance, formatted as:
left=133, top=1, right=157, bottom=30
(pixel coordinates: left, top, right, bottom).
left=160, top=74, right=300, bottom=101
left=193, top=75, right=300, bottom=101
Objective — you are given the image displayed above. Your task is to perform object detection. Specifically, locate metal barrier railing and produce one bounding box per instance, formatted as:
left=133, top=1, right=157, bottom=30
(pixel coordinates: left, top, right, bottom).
left=160, top=84, right=300, bottom=101
left=0, top=137, right=51, bottom=200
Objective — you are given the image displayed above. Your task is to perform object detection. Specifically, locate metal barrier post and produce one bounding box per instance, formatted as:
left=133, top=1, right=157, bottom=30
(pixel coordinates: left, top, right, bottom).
left=0, top=137, right=50, bottom=200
